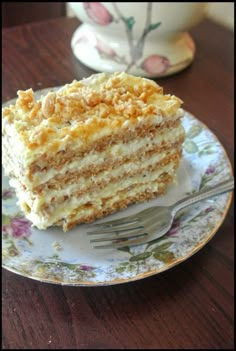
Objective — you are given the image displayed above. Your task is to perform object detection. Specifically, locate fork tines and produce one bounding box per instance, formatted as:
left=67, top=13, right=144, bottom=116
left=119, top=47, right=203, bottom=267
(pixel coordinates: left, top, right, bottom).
left=87, top=217, right=148, bottom=248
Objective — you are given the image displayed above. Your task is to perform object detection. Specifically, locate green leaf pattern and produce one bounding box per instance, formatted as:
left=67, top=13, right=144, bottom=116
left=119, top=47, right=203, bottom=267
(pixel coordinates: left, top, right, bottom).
left=148, top=22, right=161, bottom=31
left=115, top=241, right=175, bottom=274
left=184, top=140, right=199, bottom=153
left=186, top=125, right=203, bottom=138
left=184, top=122, right=216, bottom=157
left=122, top=16, right=136, bottom=30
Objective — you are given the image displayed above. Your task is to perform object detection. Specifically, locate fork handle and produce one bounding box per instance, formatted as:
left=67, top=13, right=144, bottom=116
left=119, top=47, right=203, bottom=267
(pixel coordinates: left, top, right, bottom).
left=171, top=178, right=234, bottom=215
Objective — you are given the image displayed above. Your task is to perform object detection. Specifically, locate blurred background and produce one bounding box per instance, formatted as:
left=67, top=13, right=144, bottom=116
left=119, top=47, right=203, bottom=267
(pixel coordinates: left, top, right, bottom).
left=2, top=2, right=234, bottom=31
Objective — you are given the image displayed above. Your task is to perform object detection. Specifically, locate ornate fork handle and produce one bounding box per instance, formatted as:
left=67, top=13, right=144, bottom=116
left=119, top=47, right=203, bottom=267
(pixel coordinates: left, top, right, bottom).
left=170, top=178, right=234, bottom=215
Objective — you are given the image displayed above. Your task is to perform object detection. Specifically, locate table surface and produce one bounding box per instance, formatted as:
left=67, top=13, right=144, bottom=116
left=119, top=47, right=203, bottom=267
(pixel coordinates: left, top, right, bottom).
left=2, top=17, right=234, bottom=349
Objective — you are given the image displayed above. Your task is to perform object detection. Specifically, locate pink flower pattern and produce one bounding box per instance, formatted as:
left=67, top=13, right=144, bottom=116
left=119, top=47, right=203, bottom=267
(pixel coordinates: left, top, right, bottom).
left=205, top=207, right=214, bottom=214
left=11, top=218, right=32, bottom=238
left=141, top=55, right=170, bottom=75
left=80, top=265, right=95, bottom=271
left=74, top=35, right=90, bottom=47
left=205, top=165, right=216, bottom=175
left=83, top=3, right=113, bottom=26
left=167, top=219, right=180, bottom=237
left=79, top=3, right=174, bottom=76
left=3, top=217, right=32, bottom=239
left=2, top=188, right=15, bottom=200
left=95, top=38, right=117, bottom=58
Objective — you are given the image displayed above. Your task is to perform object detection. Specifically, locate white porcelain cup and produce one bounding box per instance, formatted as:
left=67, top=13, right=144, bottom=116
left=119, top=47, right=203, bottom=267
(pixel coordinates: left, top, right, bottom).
left=69, top=2, right=207, bottom=77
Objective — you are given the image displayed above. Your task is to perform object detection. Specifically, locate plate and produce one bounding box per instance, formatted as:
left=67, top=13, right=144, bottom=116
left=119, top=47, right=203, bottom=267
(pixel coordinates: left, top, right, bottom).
left=2, top=90, right=233, bottom=286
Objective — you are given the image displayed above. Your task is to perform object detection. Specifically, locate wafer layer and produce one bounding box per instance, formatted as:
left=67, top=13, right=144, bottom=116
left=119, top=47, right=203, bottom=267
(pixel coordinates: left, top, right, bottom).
left=2, top=72, right=185, bottom=231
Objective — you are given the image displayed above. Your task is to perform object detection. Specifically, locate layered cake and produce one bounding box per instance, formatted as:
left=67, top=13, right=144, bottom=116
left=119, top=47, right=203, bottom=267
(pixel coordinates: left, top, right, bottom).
left=2, top=72, right=185, bottom=231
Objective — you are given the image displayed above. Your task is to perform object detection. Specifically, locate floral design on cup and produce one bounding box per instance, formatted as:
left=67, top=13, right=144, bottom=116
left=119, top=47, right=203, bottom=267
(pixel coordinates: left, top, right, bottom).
left=112, top=2, right=163, bottom=73
left=141, top=55, right=170, bottom=75
left=82, top=2, right=169, bottom=75
left=83, top=2, right=114, bottom=26
left=95, top=38, right=117, bottom=58
left=95, top=37, right=129, bottom=65
left=74, top=2, right=199, bottom=76
left=73, top=34, right=90, bottom=47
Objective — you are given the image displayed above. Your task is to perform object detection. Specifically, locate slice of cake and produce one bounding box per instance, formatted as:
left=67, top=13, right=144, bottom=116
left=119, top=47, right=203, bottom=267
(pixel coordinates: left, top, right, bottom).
left=2, top=72, right=185, bottom=232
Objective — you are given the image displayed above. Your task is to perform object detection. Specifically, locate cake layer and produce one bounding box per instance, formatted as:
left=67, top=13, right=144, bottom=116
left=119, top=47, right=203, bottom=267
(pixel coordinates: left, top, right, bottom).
left=2, top=72, right=185, bottom=231
left=11, top=149, right=181, bottom=214
left=10, top=149, right=181, bottom=207
left=2, top=120, right=185, bottom=188
left=57, top=172, right=176, bottom=231
left=17, top=160, right=179, bottom=230
left=28, top=118, right=182, bottom=173
left=35, top=144, right=183, bottom=194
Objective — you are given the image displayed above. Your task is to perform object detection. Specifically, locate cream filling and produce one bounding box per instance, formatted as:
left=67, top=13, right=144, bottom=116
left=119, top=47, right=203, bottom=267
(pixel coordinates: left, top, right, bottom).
left=3, top=125, right=182, bottom=186
left=2, top=144, right=15, bottom=177
left=19, top=162, right=176, bottom=229
left=2, top=137, right=23, bottom=179
left=15, top=124, right=184, bottom=187
left=10, top=149, right=179, bottom=212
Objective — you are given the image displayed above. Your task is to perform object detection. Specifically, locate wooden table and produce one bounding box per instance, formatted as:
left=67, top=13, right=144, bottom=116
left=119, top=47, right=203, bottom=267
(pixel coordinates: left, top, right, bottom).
left=2, top=17, right=234, bottom=349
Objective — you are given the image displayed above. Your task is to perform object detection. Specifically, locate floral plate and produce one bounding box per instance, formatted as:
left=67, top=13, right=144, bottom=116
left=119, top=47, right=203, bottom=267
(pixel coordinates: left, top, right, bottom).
left=2, top=92, right=233, bottom=286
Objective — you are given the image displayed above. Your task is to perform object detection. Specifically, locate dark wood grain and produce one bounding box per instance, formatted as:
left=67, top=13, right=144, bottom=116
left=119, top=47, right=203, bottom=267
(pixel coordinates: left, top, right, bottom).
left=2, top=17, right=234, bottom=349
left=2, top=2, right=66, bottom=28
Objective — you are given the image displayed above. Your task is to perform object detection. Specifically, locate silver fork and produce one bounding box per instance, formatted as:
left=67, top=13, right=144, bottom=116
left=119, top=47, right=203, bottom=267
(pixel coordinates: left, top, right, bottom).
left=87, top=178, right=234, bottom=249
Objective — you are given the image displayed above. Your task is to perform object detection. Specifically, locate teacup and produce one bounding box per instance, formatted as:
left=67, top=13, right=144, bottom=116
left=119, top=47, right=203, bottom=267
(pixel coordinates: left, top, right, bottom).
left=69, top=2, right=207, bottom=77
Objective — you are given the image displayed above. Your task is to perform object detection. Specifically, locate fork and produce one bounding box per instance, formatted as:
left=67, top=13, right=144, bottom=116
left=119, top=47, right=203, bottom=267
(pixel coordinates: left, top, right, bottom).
left=87, top=178, right=234, bottom=249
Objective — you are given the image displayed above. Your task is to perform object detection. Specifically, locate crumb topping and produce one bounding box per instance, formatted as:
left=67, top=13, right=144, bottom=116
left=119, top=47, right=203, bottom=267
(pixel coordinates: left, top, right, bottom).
left=2, top=72, right=183, bottom=151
